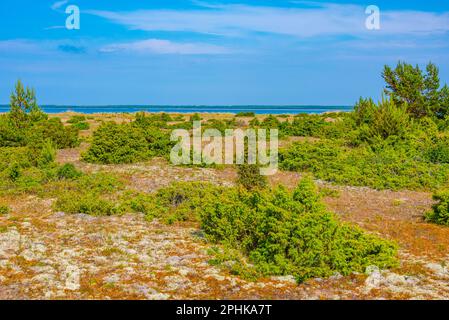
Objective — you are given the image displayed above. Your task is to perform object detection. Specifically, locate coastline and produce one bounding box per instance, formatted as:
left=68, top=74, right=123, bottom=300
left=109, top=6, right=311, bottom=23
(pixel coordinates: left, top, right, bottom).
left=0, top=105, right=352, bottom=115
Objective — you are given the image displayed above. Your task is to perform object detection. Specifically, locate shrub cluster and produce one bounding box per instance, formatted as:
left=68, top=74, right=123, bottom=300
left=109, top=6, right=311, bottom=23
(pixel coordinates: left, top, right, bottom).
left=236, top=112, right=256, bottom=117
left=83, top=113, right=174, bottom=164
left=0, top=205, right=9, bottom=215
left=277, top=62, right=449, bottom=194
left=425, top=191, right=449, bottom=226
left=142, top=179, right=398, bottom=282
left=82, top=122, right=149, bottom=164
left=237, top=164, right=268, bottom=190
left=0, top=81, right=79, bottom=149
left=280, top=139, right=449, bottom=191
left=53, top=173, right=124, bottom=216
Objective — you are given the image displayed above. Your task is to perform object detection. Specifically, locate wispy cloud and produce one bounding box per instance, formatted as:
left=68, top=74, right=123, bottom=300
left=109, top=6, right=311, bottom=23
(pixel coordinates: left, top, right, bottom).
left=0, top=39, right=44, bottom=53
left=86, top=2, right=449, bottom=38
left=51, top=0, right=68, bottom=11
left=99, top=39, right=230, bottom=55
left=58, top=44, right=86, bottom=54
left=47, top=1, right=69, bottom=30
left=0, top=39, right=87, bottom=56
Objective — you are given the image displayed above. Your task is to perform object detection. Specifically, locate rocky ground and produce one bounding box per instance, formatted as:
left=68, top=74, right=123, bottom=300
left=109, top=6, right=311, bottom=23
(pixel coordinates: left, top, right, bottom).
left=1, top=147, right=449, bottom=300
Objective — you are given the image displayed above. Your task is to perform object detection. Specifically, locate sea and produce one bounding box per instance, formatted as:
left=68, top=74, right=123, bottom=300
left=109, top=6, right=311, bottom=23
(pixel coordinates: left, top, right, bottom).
left=0, top=105, right=352, bottom=115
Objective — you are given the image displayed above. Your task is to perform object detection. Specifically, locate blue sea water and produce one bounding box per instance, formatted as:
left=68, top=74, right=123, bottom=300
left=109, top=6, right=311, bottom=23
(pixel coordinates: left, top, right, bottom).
left=0, top=105, right=352, bottom=115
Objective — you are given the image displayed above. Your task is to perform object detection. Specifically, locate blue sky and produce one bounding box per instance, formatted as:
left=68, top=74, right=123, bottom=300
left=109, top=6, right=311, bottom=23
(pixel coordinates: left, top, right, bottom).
left=1, top=0, right=449, bottom=105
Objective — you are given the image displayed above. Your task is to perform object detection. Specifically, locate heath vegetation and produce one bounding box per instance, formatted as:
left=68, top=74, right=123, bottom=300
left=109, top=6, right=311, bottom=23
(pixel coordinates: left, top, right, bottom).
left=1, top=62, right=449, bottom=296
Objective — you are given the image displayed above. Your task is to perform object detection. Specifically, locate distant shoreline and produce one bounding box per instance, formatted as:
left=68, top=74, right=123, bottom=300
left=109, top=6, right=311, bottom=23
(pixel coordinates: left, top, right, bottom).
left=0, top=105, right=353, bottom=115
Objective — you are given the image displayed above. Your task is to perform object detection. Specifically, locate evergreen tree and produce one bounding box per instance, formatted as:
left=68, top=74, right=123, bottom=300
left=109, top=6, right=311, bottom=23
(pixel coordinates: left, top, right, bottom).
left=9, top=80, right=45, bottom=128
left=382, top=62, right=446, bottom=118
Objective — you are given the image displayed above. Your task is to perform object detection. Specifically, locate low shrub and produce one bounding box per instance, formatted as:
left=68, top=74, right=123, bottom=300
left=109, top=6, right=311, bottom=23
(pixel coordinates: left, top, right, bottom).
left=135, top=180, right=397, bottom=282
left=25, top=118, right=79, bottom=149
left=83, top=122, right=149, bottom=164
left=237, top=164, right=268, bottom=190
left=149, top=182, right=222, bottom=224
left=53, top=172, right=124, bottom=215
left=280, top=139, right=449, bottom=190
left=236, top=112, right=256, bottom=117
left=0, top=205, right=9, bottom=215
left=143, top=126, right=174, bottom=158
left=425, top=190, right=449, bottom=226
left=67, top=115, right=86, bottom=124
left=426, top=137, right=449, bottom=164
left=55, top=192, right=123, bottom=216
left=0, top=114, right=79, bottom=149
left=37, top=140, right=56, bottom=168
left=200, top=178, right=398, bottom=282
left=57, top=163, right=82, bottom=180
left=72, top=121, right=90, bottom=131
left=190, top=113, right=201, bottom=121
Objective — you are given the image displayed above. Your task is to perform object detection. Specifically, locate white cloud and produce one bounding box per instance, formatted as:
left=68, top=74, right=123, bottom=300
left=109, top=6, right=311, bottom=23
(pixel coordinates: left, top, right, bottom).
left=51, top=0, right=68, bottom=11
left=0, top=40, right=44, bottom=53
left=99, top=39, right=230, bottom=55
left=86, top=3, right=449, bottom=38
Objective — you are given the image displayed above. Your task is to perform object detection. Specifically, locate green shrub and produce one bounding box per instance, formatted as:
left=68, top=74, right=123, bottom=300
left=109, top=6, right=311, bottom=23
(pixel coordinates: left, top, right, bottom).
left=236, top=112, right=256, bottom=117
left=9, top=80, right=47, bottom=128
left=83, top=119, right=173, bottom=164
left=136, top=180, right=397, bottom=282
left=249, top=117, right=260, bottom=127
left=289, top=115, right=327, bottom=137
left=75, top=173, right=123, bottom=194
left=55, top=192, right=123, bottom=216
left=135, top=112, right=171, bottom=128
left=382, top=62, right=445, bottom=119
left=425, top=190, right=449, bottom=226
left=53, top=173, right=124, bottom=215
left=190, top=113, right=201, bottom=122
left=7, top=162, right=22, bottom=182
left=0, top=205, right=10, bottom=215
left=72, top=121, right=90, bottom=131
left=83, top=122, right=149, bottom=164
left=121, top=192, right=157, bottom=216
left=237, top=164, right=268, bottom=190
left=426, top=137, right=449, bottom=164
left=0, top=115, right=26, bottom=147
left=142, top=126, right=173, bottom=158
left=150, top=182, right=222, bottom=224
left=200, top=178, right=398, bottom=282
left=26, top=118, right=79, bottom=149
left=37, top=140, right=56, bottom=168
left=0, top=84, right=78, bottom=149
left=260, top=115, right=281, bottom=129
left=57, top=163, right=82, bottom=180
left=203, top=119, right=237, bottom=134
left=67, top=115, right=86, bottom=124
left=353, top=97, right=377, bottom=126
left=0, top=146, right=60, bottom=193
left=280, top=139, right=449, bottom=190
left=364, top=97, right=410, bottom=141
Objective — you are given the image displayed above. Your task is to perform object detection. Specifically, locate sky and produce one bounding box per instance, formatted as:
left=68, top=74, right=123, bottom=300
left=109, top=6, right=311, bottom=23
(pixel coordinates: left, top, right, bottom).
left=0, top=0, right=449, bottom=106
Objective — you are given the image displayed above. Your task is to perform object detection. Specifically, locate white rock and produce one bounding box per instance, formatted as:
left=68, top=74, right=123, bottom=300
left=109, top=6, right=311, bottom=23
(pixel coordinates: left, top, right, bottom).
left=271, top=275, right=297, bottom=284
left=104, top=274, right=120, bottom=284
left=425, top=263, right=448, bottom=277
left=0, top=230, right=21, bottom=259
left=63, top=265, right=80, bottom=291
left=364, top=266, right=383, bottom=290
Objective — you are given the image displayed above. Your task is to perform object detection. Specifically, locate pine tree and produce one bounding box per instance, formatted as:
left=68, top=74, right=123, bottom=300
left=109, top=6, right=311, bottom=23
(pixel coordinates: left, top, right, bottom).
left=9, top=80, right=45, bottom=128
